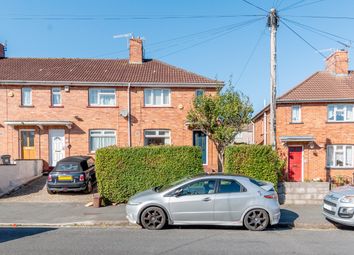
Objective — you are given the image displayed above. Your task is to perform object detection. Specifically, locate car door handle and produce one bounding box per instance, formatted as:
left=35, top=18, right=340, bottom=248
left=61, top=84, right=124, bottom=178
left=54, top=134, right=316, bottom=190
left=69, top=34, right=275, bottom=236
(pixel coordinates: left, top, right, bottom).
left=202, top=197, right=211, bottom=202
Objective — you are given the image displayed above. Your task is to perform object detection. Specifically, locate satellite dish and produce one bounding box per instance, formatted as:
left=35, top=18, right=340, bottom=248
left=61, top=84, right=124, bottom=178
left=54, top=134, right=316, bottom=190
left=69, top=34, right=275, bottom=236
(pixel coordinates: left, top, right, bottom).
left=120, top=109, right=128, bottom=118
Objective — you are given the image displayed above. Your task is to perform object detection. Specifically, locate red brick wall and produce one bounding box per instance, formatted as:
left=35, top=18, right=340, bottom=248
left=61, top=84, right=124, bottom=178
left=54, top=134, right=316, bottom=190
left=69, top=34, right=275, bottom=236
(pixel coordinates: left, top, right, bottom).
left=254, top=103, right=354, bottom=181
left=0, top=85, right=218, bottom=171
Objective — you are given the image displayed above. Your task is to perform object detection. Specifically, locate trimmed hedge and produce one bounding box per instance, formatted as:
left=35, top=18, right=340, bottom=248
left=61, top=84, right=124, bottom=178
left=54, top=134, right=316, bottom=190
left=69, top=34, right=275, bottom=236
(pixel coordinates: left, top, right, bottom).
left=96, top=146, right=204, bottom=203
left=224, top=145, right=284, bottom=187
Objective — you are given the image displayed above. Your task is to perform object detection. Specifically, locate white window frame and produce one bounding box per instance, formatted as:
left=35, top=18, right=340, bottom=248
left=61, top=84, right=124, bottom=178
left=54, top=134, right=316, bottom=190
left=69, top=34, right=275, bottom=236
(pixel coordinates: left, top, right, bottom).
left=89, top=88, right=116, bottom=106
left=89, top=129, right=116, bottom=153
left=327, top=145, right=354, bottom=168
left=144, top=89, right=171, bottom=107
left=51, top=87, right=62, bottom=106
left=291, top=105, right=301, bottom=123
left=21, top=87, right=32, bottom=106
left=144, top=129, right=171, bottom=145
left=327, top=104, right=354, bottom=122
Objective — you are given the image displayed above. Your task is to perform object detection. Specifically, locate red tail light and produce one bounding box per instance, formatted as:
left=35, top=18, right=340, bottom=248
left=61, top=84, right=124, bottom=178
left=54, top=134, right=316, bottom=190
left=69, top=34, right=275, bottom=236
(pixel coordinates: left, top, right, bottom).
left=264, top=194, right=277, bottom=199
left=79, top=174, right=85, bottom=182
left=47, top=175, right=52, bottom=182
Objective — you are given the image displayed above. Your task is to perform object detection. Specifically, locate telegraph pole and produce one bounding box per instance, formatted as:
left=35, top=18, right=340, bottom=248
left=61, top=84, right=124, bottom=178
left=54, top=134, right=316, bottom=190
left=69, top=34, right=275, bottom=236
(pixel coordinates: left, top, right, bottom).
left=267, top=8, right=279, bottom=150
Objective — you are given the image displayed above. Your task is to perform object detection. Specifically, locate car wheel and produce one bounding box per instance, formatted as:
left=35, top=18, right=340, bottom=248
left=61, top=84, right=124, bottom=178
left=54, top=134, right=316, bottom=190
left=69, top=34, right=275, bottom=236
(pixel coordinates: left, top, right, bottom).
left=140, top=206, right=167, bottom=230
left=243, top=209, right=269, bottom=231
left=84, top=180, right=93, bottom=194
left=47, top=189, right=55, bottom=195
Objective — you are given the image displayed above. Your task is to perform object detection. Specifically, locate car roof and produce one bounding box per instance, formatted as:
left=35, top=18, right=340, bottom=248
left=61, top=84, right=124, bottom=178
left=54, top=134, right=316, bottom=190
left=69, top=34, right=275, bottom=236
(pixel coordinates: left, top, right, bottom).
left=193, top=173, right=250, bottom=180
left=58, top=156, right=91, bottom=163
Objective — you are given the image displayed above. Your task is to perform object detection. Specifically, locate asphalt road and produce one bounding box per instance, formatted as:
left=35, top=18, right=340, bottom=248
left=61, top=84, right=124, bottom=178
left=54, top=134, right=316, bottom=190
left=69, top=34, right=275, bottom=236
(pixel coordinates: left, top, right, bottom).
left=1, top=227, right=353, bottom=255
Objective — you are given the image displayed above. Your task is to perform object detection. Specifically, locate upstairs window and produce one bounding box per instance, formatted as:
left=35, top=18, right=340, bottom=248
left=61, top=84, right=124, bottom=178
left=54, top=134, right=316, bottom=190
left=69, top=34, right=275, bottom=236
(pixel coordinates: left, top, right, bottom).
left=195, top=89, right=204, bottom=97
left=51, top=87, right=62, bottom=106
left=291, top=105, right=301, bottom=123
left=327, top=145, right=353, bottom=168
left=144, top=89, right=170, bottom=106
left=89, top=88, right=116, bottom=106
left=144, top=130, right=171, bottom=145
left=21, top=87, right=32, bottom=106
left=328, top=104, right=354, bottom=122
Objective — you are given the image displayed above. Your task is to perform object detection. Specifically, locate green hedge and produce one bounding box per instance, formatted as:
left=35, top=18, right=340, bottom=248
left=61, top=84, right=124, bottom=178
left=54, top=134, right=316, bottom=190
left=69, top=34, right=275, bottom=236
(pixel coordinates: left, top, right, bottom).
left=224, top=145, right=284, bottom=187
left=96, top=146, right=204, bottom=203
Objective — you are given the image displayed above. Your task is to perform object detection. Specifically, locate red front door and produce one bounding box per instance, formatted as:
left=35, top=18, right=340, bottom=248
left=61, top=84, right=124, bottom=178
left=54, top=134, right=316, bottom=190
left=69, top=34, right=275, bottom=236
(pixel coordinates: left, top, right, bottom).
left=288, top=146, right=302, bottom=181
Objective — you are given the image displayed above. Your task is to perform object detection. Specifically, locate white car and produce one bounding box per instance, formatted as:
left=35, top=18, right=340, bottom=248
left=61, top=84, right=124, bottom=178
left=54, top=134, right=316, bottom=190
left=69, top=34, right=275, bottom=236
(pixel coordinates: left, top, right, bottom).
left=323, top=185, right=354, bottom=226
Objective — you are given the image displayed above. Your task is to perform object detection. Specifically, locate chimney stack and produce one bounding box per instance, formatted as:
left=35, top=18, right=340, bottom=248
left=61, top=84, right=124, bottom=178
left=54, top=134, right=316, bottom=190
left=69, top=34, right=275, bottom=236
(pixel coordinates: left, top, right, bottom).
left=129, top=38, right=143, bottom=64
left=0, top=43, right=5, bottom=59
left=325, top=50, right=349, bottom=75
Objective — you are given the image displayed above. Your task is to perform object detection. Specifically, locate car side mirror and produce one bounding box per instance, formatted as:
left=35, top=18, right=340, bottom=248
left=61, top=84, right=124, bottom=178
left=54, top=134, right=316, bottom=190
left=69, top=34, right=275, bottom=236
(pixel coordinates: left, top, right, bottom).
left=174, top=188, right=184, bottom=197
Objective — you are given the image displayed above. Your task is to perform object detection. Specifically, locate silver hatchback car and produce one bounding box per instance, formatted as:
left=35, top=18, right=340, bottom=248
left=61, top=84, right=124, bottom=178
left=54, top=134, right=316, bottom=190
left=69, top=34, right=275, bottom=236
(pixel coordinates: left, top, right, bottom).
left=126, top=174, right=280, bottom=231
left=323, top=185, right=354, bottom=226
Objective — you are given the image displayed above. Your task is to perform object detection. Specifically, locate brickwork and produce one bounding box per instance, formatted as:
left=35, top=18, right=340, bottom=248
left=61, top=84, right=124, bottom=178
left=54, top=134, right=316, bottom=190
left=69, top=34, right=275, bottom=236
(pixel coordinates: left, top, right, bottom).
left=0, top=85, right=218, bottom=171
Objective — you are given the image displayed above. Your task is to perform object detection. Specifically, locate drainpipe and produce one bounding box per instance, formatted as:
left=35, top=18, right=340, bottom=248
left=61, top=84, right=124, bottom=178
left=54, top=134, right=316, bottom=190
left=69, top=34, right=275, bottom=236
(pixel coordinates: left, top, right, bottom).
left=263, top=112, right=267, bottom=145
left=251, top=121, right=255, bottom=144
left=127, top=83, right=132, bottom=147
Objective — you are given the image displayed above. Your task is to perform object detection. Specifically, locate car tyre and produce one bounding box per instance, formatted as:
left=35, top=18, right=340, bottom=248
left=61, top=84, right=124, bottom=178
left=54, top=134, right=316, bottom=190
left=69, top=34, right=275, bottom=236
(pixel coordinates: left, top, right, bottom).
left=243, top=209, right=269, bottom=231
left=84, top=180, right=93, bottom=194
left=140, top=206, right=167, bottom=230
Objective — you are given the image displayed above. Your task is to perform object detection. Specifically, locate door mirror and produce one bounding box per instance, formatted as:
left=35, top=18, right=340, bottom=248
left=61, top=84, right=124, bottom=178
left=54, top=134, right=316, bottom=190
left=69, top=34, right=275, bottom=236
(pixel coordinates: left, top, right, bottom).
left=174, top=188, right=184, bottom=197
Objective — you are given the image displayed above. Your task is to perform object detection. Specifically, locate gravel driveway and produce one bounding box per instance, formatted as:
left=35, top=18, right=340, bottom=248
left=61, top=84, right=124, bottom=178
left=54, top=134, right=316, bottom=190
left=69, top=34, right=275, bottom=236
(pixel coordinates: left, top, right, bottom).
left=0, top=176, right=96, bottom=203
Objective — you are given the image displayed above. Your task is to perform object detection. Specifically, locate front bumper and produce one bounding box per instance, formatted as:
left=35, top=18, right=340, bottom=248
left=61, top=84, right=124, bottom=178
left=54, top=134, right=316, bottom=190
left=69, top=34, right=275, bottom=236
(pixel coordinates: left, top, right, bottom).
left=126, top=204, right=140, bottom=224
left=322, top=198, right=354, bottom=227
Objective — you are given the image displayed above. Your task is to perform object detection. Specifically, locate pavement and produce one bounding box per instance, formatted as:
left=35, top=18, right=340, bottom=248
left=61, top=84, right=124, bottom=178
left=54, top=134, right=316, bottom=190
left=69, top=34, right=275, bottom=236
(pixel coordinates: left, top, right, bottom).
left=0, top=201, right=341, bottom=229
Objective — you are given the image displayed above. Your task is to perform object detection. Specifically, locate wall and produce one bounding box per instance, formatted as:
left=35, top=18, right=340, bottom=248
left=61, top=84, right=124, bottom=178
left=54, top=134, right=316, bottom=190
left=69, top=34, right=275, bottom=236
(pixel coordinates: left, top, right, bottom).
left=0, top=159, right=43, bottom=196
left=0, top=85, right=218, bottom=171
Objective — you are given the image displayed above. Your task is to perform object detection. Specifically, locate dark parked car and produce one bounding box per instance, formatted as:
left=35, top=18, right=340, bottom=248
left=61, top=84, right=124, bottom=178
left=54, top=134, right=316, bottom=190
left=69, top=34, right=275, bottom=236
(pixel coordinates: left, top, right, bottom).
left=47, top=156, right=96, bottom=194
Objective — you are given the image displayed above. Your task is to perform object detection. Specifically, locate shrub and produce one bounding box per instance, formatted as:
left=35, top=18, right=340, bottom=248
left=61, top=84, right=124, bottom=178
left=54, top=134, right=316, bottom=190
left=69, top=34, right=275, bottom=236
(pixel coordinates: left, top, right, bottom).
left=96, top=146, right=204, bottom=203
left=224, top=145, right=284, bottom=187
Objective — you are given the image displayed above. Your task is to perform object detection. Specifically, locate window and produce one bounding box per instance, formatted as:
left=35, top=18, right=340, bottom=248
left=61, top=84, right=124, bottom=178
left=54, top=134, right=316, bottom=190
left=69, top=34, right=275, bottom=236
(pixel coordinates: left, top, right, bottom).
left=328, top=104, right=354, bottom=122
left=144, top=89, right=170, bottom=106
left=217, top=179, right=243, bottom=193
left=291, top=105, right=301, bottom=123
left=52, top=87, right=62, bottom=106
left=180, top=179, right=216, bottom=196
left=195, top=89, right=204, bottom=97
left=89, top=130, right=116, bottom=152
left=144, top=130, right=171, bottom=145
left=235, top=133, right=243, bottom=139
left=21, top=87, right=32, bottom=106
left=327, top=145, right=354, bottom=168
left=89, top=88, right=116, bottom=106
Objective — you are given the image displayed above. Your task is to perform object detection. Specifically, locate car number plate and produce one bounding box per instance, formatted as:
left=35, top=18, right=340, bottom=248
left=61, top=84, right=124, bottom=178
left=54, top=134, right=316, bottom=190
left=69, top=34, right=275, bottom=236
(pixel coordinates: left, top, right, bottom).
left=58, top=175, right=73, bottom=181
left=323, top=203, right=334, bottom=211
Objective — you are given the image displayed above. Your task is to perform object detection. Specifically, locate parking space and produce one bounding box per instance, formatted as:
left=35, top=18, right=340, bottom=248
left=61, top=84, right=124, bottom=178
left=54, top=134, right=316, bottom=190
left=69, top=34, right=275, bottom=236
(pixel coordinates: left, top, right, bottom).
left=0, top=176, right=96, bottom=203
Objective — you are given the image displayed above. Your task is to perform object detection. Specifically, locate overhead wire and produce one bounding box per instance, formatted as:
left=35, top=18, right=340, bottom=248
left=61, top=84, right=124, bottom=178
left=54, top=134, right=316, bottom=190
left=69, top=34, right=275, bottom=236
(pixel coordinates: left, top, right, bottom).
left=283, top=15, right=354, bottom=20
left=280, top=19, right=327, bottom=58
left=280, top=0, right=326, bottom=12
left=241, top=0, right=268, bottom=13
left=157, top=17, right=265, bottom=59
left=279, top=0, right=306, bottom=12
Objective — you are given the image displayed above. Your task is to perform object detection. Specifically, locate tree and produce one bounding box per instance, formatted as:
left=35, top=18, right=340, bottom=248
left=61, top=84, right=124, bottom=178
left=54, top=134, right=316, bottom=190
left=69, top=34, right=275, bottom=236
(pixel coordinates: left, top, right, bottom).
left=187, top=86, right=253, bottom=172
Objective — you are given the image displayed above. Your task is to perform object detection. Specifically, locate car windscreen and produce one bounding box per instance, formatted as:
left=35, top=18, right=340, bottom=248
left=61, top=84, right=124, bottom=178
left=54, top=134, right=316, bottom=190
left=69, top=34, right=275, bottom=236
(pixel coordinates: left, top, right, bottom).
left=55, top=162, right=81, bottom=172
left=155, top=177, right=191, bottom=192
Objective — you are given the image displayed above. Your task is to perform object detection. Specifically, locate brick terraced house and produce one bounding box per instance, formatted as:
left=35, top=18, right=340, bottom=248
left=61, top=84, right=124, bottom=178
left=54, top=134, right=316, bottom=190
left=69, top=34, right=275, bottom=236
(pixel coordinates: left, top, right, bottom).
left=0, top=39, right=223, bottom=171
left=253, top=50, right=354, bottom=182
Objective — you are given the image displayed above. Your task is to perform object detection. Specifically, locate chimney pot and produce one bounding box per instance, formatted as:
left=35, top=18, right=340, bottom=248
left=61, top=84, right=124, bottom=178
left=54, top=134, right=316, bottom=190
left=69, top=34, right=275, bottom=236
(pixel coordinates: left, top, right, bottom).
left=129, top=38, right=143, bottom=64
left=325, top=50, right=349, bottom=75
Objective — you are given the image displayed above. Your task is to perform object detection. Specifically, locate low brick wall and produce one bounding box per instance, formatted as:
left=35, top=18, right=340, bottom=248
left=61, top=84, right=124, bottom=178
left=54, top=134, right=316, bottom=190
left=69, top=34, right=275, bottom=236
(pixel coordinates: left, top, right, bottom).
left=278, top=182, right=330, bottom=205
left=0, top=160, right=43, bottom=196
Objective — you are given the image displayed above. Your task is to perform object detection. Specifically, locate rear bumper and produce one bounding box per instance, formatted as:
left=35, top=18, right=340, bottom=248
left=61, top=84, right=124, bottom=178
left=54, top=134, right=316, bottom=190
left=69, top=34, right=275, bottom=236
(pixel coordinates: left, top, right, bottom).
left=47, top=182, right=87, bottom=192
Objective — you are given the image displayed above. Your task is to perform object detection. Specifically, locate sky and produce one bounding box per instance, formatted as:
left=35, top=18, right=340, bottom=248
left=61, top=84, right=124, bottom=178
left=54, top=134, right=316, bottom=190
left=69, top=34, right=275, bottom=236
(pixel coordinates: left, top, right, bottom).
left=1, top=0, right=354, bottom=113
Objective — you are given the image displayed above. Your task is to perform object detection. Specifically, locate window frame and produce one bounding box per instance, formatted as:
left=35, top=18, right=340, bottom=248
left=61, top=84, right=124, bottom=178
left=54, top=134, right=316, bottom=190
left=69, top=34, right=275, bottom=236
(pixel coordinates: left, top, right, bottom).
left=89, top=129, right=116, bottom=153
left=144, top=129, right=171, bottom=146
left=195, top=89, right=205, bottom=97
left=327, top=104, right=354, bottom=122
left=51, top=87, right=62, bottom=106
left=176, top=179, right=217, bottom=196
left=144, top=88, right=171, bottom=107
left=88, top=88, right=116, bottom=107
left=327, top=144, right=354, bottom=168
left=291, top=105, right=302, bottom=123
left=21, top=87, right=32, bottom=106
left=216, top=179, right=246, bottom=194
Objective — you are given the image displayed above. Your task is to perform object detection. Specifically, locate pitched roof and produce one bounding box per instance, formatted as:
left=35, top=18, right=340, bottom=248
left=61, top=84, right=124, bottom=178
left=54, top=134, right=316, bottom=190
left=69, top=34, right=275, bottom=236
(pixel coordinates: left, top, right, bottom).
left=0, top=58, right=222, bottom=85
left=278, top=71, right=354, bottom=102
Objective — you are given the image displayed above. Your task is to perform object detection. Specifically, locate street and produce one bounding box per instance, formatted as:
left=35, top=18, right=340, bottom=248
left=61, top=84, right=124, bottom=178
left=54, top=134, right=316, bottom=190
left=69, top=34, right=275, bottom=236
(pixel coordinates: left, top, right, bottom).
left=0, top=227, right=353, bottom=255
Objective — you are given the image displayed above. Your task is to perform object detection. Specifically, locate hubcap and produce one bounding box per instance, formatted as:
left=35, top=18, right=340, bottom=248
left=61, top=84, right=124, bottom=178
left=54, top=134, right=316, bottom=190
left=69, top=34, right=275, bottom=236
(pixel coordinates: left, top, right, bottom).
left=246, top=210, right=267, bottom=230
left=143, top=209, right=163, bottom=229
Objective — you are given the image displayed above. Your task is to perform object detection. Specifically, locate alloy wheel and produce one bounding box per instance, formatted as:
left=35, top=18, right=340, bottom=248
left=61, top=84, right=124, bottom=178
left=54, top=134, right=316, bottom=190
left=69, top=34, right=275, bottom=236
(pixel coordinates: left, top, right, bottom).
left=244, top=209, right=269, bottom=231
left=140, top=207, right=166, bottom=230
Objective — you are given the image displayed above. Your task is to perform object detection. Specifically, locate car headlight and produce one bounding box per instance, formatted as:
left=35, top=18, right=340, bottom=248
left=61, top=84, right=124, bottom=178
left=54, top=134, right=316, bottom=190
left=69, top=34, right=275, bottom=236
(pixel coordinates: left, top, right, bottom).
left=339, top=196, right=354, bottom=203
left=127, top=201, right=142, bottom=206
